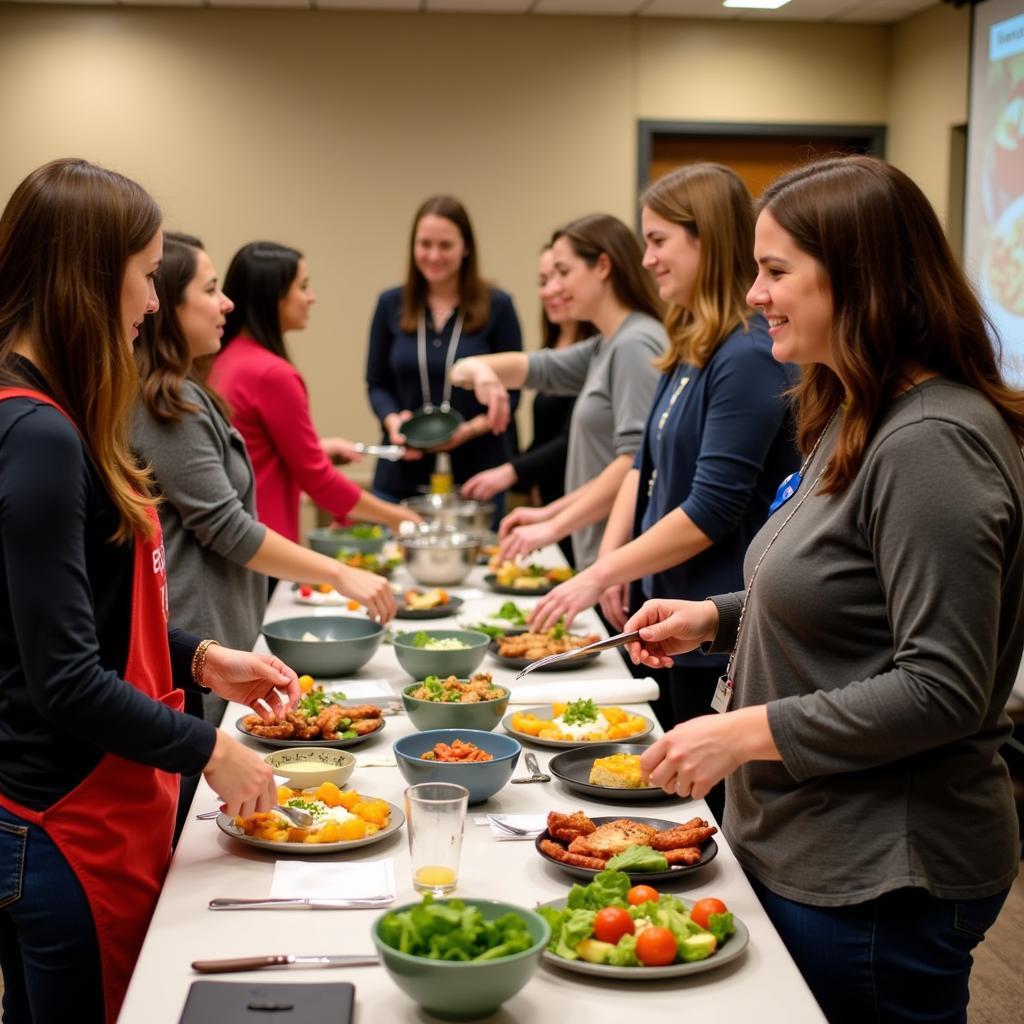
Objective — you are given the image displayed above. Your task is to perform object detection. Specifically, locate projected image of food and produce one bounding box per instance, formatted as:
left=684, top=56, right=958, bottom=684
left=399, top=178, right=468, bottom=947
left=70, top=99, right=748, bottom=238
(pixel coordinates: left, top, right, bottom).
left=987, top=202, right=1024, bottom=315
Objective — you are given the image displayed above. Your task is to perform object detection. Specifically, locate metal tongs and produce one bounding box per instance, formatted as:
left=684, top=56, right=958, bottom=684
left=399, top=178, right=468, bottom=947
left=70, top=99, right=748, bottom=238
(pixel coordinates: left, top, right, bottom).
left=352, top=443, right=406, bottom=461
left=514, top=630, right=642, bottom=679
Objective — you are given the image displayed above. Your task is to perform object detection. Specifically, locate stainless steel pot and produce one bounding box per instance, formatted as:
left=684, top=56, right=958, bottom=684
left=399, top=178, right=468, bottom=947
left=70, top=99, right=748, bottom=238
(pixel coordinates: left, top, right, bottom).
left=397, top=526, right=483, bottom=586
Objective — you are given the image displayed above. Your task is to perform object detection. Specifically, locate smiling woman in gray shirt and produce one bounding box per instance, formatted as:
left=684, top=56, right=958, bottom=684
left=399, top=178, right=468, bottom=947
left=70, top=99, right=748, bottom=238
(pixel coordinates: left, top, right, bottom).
left=622, top=157, right=1024, bottom=1024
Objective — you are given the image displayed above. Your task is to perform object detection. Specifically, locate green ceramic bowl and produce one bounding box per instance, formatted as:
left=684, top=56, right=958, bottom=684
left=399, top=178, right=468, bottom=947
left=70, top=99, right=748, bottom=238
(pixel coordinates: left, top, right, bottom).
left=402, top=408, right=464, bottom=449
left=401, top=680, right=510, bottom=732
left=392, top=630, right=490, bottom=680
left=307, top=524, right=386, bottom=556
left=371, top=899, right=550, bottom=1020
left=261, top=616, right=384, bottom=677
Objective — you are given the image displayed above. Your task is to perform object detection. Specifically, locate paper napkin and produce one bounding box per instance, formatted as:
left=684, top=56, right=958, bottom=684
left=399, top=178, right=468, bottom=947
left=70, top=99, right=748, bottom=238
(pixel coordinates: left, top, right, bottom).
left=507, top=676, right=660, bottom=705
left=270, top=858, right=396, bottom=900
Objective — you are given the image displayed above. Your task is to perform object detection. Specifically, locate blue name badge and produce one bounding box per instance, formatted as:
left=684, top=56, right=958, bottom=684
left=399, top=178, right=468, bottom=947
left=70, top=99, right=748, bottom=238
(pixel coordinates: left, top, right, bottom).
left=769, top=471, right=802, bottom=515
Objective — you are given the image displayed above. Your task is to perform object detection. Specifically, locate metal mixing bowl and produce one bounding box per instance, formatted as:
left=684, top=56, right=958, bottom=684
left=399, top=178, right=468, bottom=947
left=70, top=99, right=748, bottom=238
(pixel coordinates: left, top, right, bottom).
left=398, top=526, right=483, bottom=586
left=400, top=494, right=495, bottom=533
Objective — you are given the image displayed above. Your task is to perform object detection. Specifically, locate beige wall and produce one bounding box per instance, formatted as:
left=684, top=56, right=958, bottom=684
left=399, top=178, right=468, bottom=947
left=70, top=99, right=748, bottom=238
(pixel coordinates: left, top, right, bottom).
left=0, top=5, right=967, bottom=452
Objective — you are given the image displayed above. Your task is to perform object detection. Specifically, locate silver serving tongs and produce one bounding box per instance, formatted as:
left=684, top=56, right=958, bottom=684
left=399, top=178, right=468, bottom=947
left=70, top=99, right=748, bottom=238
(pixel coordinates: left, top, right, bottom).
left=352, top=443, right=406, bottom=461
left=514, top=630, right=642, bottom=679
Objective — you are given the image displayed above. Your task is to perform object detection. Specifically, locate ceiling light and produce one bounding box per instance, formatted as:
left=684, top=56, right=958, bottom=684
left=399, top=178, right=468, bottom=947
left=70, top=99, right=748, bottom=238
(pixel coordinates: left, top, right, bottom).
left=723, top=0, right=793, bottom=9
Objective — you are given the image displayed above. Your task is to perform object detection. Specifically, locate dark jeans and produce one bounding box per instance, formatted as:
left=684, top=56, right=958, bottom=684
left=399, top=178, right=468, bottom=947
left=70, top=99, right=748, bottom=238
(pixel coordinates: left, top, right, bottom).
left=0, top=805, right=104, bottom=1024
left=747, top=875, right=1009, bottom=1024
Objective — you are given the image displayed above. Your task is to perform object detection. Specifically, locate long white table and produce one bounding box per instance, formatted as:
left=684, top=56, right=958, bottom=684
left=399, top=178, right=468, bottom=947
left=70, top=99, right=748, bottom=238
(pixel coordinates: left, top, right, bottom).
left=119, top=554, right=826, bottom=1023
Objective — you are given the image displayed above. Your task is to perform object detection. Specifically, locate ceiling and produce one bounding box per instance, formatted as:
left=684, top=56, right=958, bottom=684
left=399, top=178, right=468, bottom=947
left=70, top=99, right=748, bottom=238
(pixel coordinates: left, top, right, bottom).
left=7, top=0, right=943, bottom=24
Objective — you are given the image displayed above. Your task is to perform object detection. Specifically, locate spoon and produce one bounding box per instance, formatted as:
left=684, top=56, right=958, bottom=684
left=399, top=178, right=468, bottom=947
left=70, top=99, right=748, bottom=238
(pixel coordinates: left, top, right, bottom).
left=511, top=751, right=551, bottom=784
left=195, top=805, right=314, bottom=827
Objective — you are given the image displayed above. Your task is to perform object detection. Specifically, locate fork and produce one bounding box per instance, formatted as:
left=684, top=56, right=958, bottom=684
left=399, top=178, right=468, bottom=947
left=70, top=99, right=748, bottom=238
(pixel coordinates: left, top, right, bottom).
left=487, top=816, right=542, bottom=837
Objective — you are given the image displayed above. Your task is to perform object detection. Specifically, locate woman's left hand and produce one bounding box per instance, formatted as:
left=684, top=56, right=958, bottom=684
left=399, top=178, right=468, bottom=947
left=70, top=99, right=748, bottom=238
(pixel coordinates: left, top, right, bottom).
left=461, top=463, right=516, bottom=500
left=201, top=646, right=300, bottom=722
left=529, top=572, right=602, bottom=633
left=498, top=521, right=557, bottom=563
left=640, top=706, right=774, bottom=800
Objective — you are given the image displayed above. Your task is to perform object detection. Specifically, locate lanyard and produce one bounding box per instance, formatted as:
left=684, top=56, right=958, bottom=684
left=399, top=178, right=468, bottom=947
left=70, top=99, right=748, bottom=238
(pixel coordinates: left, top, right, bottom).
left=417, top=310, right=465, bottom=412
left=724, top=410, right=838, bottom=688
left=646, top=365, right=693, bottom=499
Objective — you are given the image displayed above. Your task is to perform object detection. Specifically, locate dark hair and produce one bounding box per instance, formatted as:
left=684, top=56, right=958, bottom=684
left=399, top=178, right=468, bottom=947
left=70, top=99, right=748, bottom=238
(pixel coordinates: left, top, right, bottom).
left=135, top=232, right=231, bottom=423
left=550, top=214, right=663, bottom=325
left=641, top=163, right=755, bottom=371
left=759, top=154, right=1024, bottom=491
left=400, top=196, right=491, bottom=334
left=222, top=241, right=303, bottom=360
left=0, top=157, right=160, bottom=542
left=538, top=245, right=595, bottom=348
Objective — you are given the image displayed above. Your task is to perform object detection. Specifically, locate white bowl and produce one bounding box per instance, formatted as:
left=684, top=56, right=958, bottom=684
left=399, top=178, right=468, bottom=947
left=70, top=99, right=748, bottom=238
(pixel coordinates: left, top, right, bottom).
left=264, top=747, right=356, bottom=789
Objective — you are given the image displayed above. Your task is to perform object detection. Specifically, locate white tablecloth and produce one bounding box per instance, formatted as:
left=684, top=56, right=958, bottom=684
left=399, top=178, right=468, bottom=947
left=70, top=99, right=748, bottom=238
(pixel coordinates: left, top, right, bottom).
left=118, top=551, right=826, bottom=1023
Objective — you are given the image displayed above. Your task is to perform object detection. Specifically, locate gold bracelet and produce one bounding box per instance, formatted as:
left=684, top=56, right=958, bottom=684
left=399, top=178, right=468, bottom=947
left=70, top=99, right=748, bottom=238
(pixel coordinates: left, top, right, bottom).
left=191, top=638, right=220, bottom=687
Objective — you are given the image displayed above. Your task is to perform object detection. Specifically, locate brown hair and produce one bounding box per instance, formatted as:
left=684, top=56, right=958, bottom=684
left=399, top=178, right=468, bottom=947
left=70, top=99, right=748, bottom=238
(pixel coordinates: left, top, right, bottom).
left=135, top=232, right=231, bottom=423
left=641, top=164, right=755, bottom=371
left=400, top=196, right=491, bottom=334
left=760, top=154, right=1024, bottom=492
left=0, top=158, right=161, bottom=542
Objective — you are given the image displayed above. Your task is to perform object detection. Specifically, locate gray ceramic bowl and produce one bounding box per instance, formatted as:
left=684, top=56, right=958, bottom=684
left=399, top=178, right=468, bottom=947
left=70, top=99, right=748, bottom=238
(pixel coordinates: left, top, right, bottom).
left=393, top=728, right=521, bottom=804
left=398, top=526, right=482, bottom=586
left=261, top=616, right=384, bottom=677
left=307, top=525, right=385, bottom=556
left=372, top=898, right=549, bottom=1020
left=401, top=680, right=510, bottom=732
left=400, top=494, right=495, bottom=533
left=392, top=629, right=490, bottom=679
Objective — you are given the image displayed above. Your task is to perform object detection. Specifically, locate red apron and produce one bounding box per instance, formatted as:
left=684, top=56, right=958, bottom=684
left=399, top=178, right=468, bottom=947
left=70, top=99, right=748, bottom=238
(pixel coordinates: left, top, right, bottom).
left=0, top=388, right=183, bottom=1024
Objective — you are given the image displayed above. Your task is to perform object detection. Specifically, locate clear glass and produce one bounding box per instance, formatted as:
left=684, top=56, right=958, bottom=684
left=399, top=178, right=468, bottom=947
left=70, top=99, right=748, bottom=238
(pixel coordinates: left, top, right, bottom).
left=404, top=782, right=469, bottom=896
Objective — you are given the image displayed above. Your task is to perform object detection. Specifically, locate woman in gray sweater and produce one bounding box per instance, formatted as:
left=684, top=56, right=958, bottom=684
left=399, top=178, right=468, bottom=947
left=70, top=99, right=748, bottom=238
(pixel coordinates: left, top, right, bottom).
left=132, top=233, right=396, bottom=691
left=623, top=157, right=1024, bottom=1024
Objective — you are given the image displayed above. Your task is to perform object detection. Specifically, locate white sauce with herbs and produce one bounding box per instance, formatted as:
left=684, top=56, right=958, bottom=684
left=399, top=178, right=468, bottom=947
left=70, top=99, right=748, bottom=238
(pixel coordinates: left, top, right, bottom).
left=551, top=713, right=610, bottom=739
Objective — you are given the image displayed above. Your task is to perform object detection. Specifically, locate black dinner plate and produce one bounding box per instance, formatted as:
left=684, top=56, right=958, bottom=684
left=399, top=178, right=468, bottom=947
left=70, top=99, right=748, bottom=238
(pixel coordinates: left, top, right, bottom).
left=235, top=714, right=386, bottom=750
left=483, top=572, right=556, bottom=596
left=535, top=814, right=718, bottom=883
left=487, top=638, right=601, bottom=672
left=547, top=743, right=674, bottom=802
left=395, top=595, right=463, bottom=620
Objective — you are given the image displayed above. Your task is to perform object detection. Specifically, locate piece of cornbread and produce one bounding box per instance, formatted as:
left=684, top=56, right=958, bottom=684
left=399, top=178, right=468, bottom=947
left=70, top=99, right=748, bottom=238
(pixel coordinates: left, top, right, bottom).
left=589, top=753, right=643, bottom=789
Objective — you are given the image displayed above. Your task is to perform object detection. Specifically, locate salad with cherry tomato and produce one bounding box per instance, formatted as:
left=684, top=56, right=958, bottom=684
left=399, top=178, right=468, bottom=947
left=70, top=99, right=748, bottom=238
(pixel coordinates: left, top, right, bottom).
left=538, top=870, right=735, bottom=968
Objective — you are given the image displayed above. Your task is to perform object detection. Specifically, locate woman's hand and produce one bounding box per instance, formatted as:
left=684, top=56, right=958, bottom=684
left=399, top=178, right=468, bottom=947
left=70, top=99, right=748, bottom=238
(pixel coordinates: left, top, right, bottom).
left=497, top=504, right=550, bottom=539
left=622, top=599, right=720, bottom=669
left=336, top=565, right=397, bottom=623
left=201, top=645, right=300, bottom=721
left=429, top=418, right=484, bottom=453
left=450, top=359, right=510, bottom=434
left=640, top=708, right=767, bottom=801
left=202, top=731, right=278, bottom=818
left=321, top=437, right=363, bottom=463
left=530, top=571, right=602, bottom=633
left=599, top=583, right=629, bottom=632
left=498, top=521, right=557, bottom=563
left=461, top=463, right=516, bottom=501
left=383, top=412, right=423, bottom=461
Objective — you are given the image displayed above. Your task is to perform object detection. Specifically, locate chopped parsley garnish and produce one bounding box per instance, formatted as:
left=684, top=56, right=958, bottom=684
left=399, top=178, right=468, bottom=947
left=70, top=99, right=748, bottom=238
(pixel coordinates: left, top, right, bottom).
left=562, top=698, right=599, bottom=726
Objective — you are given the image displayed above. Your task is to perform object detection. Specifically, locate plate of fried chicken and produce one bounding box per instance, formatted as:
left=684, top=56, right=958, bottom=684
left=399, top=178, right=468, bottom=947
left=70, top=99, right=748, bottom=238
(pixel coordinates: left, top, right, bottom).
left=536, top=811, right=718, bottom=882
left=236, top=700, right=386, bottom=749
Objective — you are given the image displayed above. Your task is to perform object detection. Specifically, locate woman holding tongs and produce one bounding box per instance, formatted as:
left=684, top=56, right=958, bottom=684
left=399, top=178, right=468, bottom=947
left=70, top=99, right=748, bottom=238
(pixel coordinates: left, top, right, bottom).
left=365, top=196, right=523, bottom=510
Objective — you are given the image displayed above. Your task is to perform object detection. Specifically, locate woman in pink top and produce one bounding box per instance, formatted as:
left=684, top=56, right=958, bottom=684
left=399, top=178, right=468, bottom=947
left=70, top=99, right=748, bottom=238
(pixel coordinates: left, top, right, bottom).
left=210, top=242, right=418, bottom=544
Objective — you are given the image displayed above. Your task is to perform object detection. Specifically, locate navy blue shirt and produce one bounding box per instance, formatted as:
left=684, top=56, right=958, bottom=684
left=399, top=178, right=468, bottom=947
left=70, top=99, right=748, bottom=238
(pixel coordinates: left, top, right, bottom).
left=630, top=317, right=799, bottom=667
left=365, top=286, right=523, bottom=499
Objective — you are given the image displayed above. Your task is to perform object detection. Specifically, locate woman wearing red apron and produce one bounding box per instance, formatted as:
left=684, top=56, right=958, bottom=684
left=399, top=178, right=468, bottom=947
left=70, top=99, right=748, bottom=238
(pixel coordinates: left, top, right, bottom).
left=0, top=160, right=299, bottom=1024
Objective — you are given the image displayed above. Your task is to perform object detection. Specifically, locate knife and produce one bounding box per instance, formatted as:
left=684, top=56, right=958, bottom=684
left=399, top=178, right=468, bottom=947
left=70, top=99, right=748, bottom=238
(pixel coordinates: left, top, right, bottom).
left=191, top=953, right=379, bottom=974
left=208, top=897, right=394, bottom=910
left=513, top=630, right=643, bottom=679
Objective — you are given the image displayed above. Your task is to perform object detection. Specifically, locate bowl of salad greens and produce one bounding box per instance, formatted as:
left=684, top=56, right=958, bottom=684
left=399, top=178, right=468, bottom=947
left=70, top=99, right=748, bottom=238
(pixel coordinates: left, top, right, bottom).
left=372, top=896, right=550, bottom=1020
left=537, top=869, right=747, bottom=979
left=261, top=615, right=385, bottom=677
left=307, top=522, right=386, bottom=556
left=392, top=629, right=490, bottom=679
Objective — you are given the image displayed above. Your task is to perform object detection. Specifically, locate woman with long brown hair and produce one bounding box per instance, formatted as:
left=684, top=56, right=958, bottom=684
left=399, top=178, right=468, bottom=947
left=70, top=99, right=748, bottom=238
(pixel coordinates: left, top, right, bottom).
left=0, top=160, right=298, bottom=1024
left=366, top=195, right=523, bottom=507
left=451, top=213, right=667, bottom=568
left=624, top=155, right=1024, bottom=1023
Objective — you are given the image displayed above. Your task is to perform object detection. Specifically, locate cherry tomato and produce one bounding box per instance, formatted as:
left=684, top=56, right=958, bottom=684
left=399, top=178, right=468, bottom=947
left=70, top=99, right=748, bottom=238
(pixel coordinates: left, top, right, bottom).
left=636, top=926, right=677, bottom=967
left=299, top=585, right=313, bottom=597
left=593, top=906, right=635, bottom=944
left=627, top=885, right=660, bottom=906
left=690, top=897, right=728, bottom=931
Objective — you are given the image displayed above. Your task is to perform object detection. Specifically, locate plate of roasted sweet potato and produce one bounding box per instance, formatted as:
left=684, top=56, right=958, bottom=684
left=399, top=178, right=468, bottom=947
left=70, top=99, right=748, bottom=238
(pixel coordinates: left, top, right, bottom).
left=535, top=811, right=718, bottom=883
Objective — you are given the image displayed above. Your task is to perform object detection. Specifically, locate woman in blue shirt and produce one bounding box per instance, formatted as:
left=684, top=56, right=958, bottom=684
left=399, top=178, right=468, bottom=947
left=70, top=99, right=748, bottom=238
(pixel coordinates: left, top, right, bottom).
left=531, top=165, right=799, bottom=818
left=365, top=196, right=522, bottom=504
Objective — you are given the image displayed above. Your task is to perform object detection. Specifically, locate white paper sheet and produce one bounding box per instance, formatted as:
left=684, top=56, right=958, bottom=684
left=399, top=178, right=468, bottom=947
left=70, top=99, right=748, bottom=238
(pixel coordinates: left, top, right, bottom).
left=270, top=858, right=396, bottom=899
left=506, top=676, right=660, bottom=705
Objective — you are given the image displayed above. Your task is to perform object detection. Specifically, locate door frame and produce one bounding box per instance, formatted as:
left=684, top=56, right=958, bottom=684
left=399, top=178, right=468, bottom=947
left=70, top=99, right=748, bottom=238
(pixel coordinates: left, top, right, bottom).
left=636, top=120, right=888, bottom=199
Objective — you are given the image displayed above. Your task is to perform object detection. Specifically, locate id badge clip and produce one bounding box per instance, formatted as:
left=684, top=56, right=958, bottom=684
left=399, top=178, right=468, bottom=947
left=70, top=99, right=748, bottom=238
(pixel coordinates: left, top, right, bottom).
left=711, top=675, right=734, bottom=713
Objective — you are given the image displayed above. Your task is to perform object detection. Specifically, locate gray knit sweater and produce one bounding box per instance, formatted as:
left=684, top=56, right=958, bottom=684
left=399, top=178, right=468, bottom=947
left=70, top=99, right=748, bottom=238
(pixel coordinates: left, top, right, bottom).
left=710, top=379, right=1023, bottom=905
left=132, top=381, right=267, bottom=651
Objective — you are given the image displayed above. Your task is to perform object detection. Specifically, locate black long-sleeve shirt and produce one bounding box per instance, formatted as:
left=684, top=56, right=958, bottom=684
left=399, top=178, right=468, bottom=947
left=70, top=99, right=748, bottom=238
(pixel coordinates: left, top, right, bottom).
left=0, top=361, right=215, bottom=809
